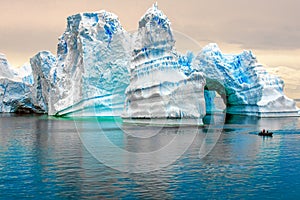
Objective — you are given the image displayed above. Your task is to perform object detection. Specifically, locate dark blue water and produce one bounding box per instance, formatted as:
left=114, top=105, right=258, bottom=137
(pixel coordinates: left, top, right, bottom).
left=0, top=113, right=300, bottom=199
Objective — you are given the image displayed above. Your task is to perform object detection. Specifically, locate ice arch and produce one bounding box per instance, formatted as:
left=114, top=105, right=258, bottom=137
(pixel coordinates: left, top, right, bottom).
left=194, top=43, right=299, bottom=117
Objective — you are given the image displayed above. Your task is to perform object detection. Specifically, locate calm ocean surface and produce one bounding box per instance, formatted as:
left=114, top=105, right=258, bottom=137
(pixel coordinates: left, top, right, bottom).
left=0, top=113, right=300, bottom=199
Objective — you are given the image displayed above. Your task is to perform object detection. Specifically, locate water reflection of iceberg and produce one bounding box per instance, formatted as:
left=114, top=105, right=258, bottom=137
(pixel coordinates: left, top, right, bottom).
left=225, top=114, right=300, bottom=131
left=78, top=119, right=201, bottom=173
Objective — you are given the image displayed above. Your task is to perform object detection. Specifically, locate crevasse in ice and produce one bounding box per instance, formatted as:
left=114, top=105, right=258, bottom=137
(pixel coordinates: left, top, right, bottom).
left=123, top=4, right=206, bottom=124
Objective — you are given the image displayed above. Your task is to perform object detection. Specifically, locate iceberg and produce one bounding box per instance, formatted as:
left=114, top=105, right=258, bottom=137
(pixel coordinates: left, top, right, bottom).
left=0, top=53, right=37, bottom=113
left=0, top=4, right=298, bottom=118
left=48, top=11, right=131, bottom=116
left=123, top=4, right=206, bottom=125
left=194, top=43, right=299, bottom=117
left=30, top=51, right=56, bottom=112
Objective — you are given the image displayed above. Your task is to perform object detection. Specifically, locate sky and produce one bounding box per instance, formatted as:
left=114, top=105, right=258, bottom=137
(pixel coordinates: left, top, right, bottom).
left=0, top=0, right=299, bottom=75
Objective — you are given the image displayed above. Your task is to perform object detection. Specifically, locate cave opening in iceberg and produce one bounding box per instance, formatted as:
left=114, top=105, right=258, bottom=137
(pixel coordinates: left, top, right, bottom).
left=204, top=87, right=227, bottom=114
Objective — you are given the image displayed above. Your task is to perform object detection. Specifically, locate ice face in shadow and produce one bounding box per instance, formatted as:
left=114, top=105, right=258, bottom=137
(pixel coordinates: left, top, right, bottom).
left=194, top=43, right=299, bottom=117
left=49, top=11, right=130, bottom=116
left=30, top=51, right=57, bottom=112
left=123, top=4, right=206, bottom=125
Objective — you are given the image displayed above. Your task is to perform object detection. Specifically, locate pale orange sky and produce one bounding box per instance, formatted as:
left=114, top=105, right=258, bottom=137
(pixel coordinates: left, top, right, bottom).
left=0, top=0, right=299, bottom=70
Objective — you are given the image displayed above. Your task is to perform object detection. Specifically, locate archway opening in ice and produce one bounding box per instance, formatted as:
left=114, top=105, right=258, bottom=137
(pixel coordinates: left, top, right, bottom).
left=204, top=78, right=227, bottom=114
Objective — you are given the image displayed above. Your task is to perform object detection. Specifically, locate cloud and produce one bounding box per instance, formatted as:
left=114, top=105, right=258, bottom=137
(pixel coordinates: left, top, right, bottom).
left=0, top=0, right=299, bottom=66
left=169, top=0, right=300, bottom=50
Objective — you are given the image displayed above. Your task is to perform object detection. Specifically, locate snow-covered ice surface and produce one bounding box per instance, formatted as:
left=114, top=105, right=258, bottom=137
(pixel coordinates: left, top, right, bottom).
left=194, top=43, right=299, bottom=117
left=123, top=4, right=206, bottom=125
left=48, top=11, right=131, bottom=116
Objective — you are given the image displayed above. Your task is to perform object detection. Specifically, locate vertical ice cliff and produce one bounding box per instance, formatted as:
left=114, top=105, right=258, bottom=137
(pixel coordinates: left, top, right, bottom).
left=30, top=51, right=56, bottom=112
left=194, top=43, right=299, bottom=117
left=49, top=11, right=131, bottom=116
left=123, top=4, right=206, bottom=124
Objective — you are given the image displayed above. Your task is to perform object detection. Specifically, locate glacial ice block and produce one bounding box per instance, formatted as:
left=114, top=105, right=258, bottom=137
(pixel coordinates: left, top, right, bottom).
left=30, top=51, right=56, bottom=112
left=194, top=43, right=299, bottom=117
left=123, top=4, right=206, bottom=125
left=48, top=11, right=131, bottom=116
left=0, top=53, right=39, bottom=113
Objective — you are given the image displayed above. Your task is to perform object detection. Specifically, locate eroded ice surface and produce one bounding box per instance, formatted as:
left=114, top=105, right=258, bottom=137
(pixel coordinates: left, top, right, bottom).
left=123, top=4, right=206, bottom=124
left=48, top=11, right=131, bottom=116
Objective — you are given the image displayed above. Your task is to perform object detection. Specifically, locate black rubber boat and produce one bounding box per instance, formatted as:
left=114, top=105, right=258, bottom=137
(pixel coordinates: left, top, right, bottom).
left=258, top=131, right=273, bottom=137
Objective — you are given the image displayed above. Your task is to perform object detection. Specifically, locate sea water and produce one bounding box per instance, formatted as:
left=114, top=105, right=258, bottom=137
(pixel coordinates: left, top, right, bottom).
left=0, top=113, right=300, bottom=199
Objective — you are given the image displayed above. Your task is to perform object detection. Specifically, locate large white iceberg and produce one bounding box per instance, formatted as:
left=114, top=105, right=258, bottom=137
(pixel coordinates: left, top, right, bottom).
left=123, top=4, right=206, bottom=124
left=0, top=4, right=298, bottom=119
left=48, top=11, right=131, bottom=116
left=194, top=43, right=299, bottom=117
